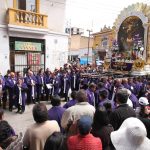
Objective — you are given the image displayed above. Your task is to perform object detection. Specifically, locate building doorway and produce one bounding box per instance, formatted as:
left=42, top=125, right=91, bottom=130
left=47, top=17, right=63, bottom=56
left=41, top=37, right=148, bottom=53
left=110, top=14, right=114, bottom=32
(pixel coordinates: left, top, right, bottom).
left=9, top=37, right=45, bottom=75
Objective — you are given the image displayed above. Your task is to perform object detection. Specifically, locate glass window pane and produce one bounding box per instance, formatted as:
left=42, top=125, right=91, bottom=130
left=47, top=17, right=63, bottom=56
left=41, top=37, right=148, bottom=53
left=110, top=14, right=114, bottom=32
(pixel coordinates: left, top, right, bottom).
left=26, top=0, right=36, bottom=12
left=17, top=0, right=36, bottom=12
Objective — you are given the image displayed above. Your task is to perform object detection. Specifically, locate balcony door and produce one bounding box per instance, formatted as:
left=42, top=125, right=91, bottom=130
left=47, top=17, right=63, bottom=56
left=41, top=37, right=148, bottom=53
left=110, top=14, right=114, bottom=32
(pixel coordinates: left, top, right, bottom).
left=17, top=0, right=36, bottom=12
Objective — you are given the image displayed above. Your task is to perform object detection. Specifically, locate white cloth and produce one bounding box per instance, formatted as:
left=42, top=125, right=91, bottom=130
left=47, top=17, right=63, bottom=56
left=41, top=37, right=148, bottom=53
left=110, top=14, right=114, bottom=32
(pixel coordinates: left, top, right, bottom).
left=64, top=78, right=66, bottom=93
left=93, top=92, right=95, bottom=107
left=41, top=76, right=44, bottom=94
left=0, top=84, right=3, bottom=99
left=18, top=86, right=22, bottom=106
left=52, top=79, right=55, bottom=96
left=31, top=79, right=35, bottom=99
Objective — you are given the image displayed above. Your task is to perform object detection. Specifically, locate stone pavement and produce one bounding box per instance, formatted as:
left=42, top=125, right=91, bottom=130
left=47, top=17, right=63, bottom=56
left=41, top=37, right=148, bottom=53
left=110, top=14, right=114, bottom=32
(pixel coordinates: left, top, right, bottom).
left=4, top=101, right=57, bottom=135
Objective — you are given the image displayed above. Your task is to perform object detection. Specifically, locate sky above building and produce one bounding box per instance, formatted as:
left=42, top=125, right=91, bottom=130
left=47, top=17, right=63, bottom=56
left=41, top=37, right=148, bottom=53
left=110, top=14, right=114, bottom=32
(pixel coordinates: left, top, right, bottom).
left=66, top=0, right=150, bottom=33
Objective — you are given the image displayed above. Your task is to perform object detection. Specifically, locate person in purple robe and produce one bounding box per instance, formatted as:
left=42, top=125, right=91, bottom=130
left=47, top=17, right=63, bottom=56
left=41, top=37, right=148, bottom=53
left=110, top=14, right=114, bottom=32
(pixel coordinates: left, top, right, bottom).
left=44, top=70, right=52, bottom=101
left=61, top=72, right=71, bottom=101
left=48, top=96, right=65, bottom=131
left=5, top=72, right=17, bottom=111
left=50, top=73, right=61, bottom=96
left=128, top=78, right=137, bottom=95
left=15, top=78, right=28, bottom=114
left=36, top=68, right=45, bottom=103
left=63, top=91, right=77, bottom=109
left=24, top=71, right=37, bottom=104
left=98, top=89, right=115, bottom=110
left=70, top=70, right=79, bottom=91
left=86, top=83, right=96, bottom=106
left=122, top=78, right=130, bottom=89
left=95, top=82, right=109, bottom=108
left=0, top=78, right=6, bottom=109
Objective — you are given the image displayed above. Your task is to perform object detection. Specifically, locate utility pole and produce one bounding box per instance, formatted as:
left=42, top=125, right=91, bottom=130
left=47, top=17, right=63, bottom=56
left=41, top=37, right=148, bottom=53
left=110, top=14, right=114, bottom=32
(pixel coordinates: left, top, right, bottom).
left=87, top=29, right=92, bottom=65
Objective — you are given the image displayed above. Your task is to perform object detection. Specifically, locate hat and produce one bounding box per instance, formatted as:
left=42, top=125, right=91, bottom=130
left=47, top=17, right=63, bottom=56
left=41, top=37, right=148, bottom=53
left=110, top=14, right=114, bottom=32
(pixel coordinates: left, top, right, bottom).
left=139, top=97, right=149, bottom=106
left=111, top=117, right=150, bottom=150
left=78, top=116, right=93, bottom=135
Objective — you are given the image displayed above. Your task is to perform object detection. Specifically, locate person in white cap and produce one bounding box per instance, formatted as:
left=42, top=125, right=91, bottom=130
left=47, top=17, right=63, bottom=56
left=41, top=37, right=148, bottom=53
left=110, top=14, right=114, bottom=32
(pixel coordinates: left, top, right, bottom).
left=111, top=117, right=150, bottom=150
left=138, top=97, right=150, bottom=139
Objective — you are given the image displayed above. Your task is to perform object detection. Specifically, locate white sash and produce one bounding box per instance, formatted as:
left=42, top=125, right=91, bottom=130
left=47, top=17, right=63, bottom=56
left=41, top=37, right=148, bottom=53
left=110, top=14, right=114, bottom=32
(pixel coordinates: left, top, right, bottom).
left=52, top=79, right=55, bottom=96
left=18, top=86, right=22, bottom=105
left=0, top=84, right=3, bottom=99
left=93, top=92, right=95, bottom=107
left=31, top=79, right=35, bottom=99
left=41, top=76, right=44, bottom=94
left=64, top=78, right=66, bottom=93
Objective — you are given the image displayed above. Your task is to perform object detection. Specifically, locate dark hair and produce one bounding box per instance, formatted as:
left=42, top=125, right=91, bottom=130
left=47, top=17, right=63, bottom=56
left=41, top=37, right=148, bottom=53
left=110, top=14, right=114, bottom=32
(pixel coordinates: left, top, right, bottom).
left=97, top=82, right=104, bottom=89
left=0, top=109, right=4, bottom=120
left=71, top=91, right=77, bottom=99
left=139, top=105, right=149, bottom=118
left=32, top=103, right=48, bottom=123
left=89, top=83, right=96, bottom=89
left=39, top=68, right=44, bottom=73
left=116, top=89, right=128, bottom=104
left=44, top=132, right=66, bottom=150
left=0, top=121, right=13, bottom=143
left=92, top=107, right=109, bottom=129
left=51, top=96, right=61, bottom=106
left=76, top=90, right=87, bottom=102
left=99, top=90, right=108, bottom=99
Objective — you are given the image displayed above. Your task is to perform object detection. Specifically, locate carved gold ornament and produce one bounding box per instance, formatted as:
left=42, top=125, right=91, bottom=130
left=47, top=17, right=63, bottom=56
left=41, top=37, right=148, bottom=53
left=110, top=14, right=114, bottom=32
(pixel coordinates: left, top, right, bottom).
left=133, top=58, right=145, bottom=70
left=103, top=60, right=110, bottom=70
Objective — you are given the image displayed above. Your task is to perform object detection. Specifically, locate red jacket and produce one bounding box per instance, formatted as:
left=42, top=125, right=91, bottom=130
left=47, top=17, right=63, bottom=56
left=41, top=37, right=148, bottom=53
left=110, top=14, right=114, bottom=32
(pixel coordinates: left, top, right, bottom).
left=67, top=133, right=102, bottom=150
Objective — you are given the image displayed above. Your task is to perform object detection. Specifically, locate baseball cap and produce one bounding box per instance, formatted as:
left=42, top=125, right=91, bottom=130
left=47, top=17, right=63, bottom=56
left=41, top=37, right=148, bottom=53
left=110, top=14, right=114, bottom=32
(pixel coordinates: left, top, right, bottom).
left=78, top=116, right=93, bottom=135
left=139, top=97, right=149, bottom=106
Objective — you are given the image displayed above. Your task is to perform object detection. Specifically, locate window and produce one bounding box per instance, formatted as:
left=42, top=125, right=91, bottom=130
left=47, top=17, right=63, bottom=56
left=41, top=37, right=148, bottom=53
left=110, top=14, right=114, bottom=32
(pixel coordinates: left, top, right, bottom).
left=17, top=0, right=36, bottom=12
left=101, top=37, right=108, bottom=48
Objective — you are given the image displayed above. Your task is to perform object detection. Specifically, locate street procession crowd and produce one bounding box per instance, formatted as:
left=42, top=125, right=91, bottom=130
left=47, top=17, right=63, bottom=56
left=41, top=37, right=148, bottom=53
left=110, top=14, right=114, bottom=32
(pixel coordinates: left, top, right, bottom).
left=0, top=63, right=150, bottom=150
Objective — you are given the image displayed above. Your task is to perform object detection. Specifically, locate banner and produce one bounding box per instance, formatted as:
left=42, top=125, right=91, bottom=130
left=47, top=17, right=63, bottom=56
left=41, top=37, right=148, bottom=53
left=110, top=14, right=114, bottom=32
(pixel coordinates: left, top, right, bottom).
left=15, top=41, right=42, bottom=51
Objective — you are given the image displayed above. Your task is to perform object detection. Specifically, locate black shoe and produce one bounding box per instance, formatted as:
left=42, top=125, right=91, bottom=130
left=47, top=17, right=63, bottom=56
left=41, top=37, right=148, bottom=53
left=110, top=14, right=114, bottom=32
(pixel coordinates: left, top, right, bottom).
left=20, top=110, right=24, bottom=114
left=9, top=108, right=12, bottom=112
left=16, top=110, right=20, bottom=113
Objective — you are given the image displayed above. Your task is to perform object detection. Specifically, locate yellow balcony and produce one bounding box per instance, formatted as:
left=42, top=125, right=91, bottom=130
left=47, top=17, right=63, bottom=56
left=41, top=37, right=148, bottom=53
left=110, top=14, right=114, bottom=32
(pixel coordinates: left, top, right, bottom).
left=7, top=8, right=48, bottom=29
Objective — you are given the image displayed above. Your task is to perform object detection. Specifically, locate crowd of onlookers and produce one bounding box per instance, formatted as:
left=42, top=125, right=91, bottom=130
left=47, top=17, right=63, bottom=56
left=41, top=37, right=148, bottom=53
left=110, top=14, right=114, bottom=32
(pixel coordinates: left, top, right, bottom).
left=0, top=64, right=150, bottom=149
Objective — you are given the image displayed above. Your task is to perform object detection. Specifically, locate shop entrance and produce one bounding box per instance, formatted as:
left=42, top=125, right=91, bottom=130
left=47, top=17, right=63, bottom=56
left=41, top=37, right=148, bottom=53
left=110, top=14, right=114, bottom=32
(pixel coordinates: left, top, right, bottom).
left=9, top=37, right=45, bottom=75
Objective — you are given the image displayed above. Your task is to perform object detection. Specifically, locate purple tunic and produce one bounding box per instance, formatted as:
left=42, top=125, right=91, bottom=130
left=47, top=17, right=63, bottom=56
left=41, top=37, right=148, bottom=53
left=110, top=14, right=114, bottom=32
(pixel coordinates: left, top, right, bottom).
left=48, top=106, right=65, bottom=129
left=86, top=89, right=95, bottom=106
left=63, top=99, right=77, bottom=109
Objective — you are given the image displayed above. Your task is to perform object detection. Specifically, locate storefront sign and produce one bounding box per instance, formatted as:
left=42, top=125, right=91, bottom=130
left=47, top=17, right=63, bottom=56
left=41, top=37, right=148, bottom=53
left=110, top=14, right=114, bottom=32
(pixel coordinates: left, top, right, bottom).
left=15, top=41, right=42, bottom=51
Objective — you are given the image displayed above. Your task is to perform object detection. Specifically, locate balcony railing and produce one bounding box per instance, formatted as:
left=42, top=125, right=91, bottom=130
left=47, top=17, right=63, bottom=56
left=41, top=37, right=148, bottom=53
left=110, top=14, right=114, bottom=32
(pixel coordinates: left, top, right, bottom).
left=7, top=8, right=48, bottom=28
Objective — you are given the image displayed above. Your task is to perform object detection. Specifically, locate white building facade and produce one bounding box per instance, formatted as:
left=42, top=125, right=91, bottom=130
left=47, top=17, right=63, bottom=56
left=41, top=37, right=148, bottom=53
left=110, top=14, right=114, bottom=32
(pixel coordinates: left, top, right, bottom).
left=0, top=0, right=68, bottom=75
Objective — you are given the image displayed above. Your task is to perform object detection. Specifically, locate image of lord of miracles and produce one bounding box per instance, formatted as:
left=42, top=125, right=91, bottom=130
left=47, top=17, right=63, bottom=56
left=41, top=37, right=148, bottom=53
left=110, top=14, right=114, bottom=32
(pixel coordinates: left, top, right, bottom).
left=117, top=16, right=144, bottom=55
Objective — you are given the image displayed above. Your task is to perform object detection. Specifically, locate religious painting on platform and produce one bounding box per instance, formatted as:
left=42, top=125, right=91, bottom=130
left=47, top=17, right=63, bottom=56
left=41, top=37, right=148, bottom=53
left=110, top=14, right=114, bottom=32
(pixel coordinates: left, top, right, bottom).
left=117, top=16, right=144, bottom=59
left=111, top=16, right=144, bottom=71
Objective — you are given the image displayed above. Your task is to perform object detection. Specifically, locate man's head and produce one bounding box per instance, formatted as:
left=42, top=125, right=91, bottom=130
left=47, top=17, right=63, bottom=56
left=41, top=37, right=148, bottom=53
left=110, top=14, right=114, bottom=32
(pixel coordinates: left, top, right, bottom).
left=76, top=90, right=87, bottom=103
left=99, top=90, right=108, bottom=100
left=10, top=72, right=15, bottom=78
left=71, top=91, right=77, bottom=100
left=32, top=103, right=48, bottom=123
left=78, top=116, right=93, bottom=135
left=116, top=88, right=128, bottom=105
left=51, top=96, right=61, bottom=107
left=0, top=109, right=4, bottom=120
left=89, top=83, right=96, bottom=92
